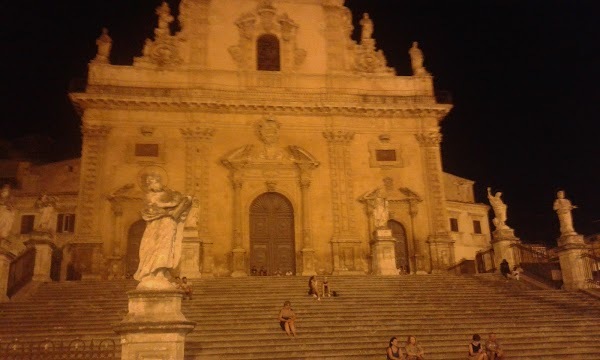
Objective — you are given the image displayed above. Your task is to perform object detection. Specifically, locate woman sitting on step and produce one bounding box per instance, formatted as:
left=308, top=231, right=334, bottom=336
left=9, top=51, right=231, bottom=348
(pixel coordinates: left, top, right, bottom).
left=387, top=336, right=405, bottom=360
left=468, top=334, right=489, bottom=360
left=308, top=276, right=321, bottom=300
left=278, top=301, right=297, bottom=338
left=405, top=335, right=425, bottom=360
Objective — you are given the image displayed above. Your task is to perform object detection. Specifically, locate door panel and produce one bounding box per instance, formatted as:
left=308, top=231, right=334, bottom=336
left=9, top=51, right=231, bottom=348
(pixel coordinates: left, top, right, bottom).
left=250, top=193, right=295, bottom=275
left=388, top=220, right=409, bottom=273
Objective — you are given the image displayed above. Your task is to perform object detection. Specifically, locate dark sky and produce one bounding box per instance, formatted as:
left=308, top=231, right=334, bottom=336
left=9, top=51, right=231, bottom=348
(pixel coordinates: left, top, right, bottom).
left=1, top=1, right=599, bottom=245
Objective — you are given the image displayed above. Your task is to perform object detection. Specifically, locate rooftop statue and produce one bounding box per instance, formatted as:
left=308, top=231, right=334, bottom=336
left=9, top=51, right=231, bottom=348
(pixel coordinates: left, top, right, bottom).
left=487, top=187, right=509, bottom=230
left=360, top=13, right=373, bottom=41
left=93, top=28, right=112, bottom=64
left=553, top=190, right=578, bottom=235
left=134, top=168, right=192, bottom=289
left=409, top=41, right=429, bottom=76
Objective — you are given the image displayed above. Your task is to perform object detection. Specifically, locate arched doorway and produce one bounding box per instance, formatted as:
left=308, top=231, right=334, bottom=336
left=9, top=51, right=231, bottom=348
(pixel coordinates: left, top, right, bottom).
left=249, top=193, right=295, bottom=275
left=388, top=220, right=409, bottom=273
left=126, top=219, right=146, bottom=277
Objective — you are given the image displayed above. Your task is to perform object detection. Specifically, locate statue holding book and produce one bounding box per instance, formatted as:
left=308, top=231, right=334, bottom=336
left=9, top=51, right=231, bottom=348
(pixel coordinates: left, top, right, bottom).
left=134, top=168, right=192, bottom=289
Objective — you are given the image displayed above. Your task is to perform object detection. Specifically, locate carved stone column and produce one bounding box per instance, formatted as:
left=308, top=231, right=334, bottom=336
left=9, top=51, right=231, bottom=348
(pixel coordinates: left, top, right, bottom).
left=230, top=173, right=246, bottom=277
left=0, top=247, right=15, bottom=302
left=323, top=131, right=364, bottom=274
left=25, top=234, right=57, bottom=282
left=299, top=169, right=316, bottom=276
left=556, top=234, right=593, bottom=290
left=77, top=125, right=111, bottom=243
left=416, top=132, right=455, bottom=273
left=180, top=127, right=215, bottom=278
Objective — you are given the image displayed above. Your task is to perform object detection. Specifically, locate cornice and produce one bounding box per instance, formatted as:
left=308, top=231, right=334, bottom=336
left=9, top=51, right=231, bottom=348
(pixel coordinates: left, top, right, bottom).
left=69, top=92, right=451, bottom=118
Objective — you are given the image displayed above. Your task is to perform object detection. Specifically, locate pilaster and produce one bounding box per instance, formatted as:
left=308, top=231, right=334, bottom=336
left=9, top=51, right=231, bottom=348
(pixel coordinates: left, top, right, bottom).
left=416, top=131, right=454, bottom=272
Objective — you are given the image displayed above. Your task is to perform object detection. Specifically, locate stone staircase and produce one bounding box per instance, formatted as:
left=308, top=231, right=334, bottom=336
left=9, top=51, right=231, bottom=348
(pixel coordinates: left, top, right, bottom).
left=1, top=274, right=599, bottom=359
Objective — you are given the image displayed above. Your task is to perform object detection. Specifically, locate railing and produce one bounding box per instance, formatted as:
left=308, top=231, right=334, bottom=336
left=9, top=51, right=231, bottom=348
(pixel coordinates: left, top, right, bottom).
left=7, top=247, right=36, bottom=298
left=582, top=252, right=600, bottom=287
left=475, top=248, right=495, bottom=273
left=0, top=338, right=117, bottom=359
left=447, top=259, right=476, bottom=275
left=511, top=243, right=563, bottom=289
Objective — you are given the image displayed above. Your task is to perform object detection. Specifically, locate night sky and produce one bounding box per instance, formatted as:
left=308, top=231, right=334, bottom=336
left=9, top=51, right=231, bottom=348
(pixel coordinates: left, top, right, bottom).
left=1, top=1, right=599, bottom=245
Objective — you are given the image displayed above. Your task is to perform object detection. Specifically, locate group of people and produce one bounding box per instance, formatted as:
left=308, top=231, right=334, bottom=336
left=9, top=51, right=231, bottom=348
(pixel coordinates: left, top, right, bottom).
left=387, top=335, right=425, bottom=360
left=171, top=276, right=193, bottom=300
left=468, top=333, right=504, bottom=360
left=308, top=275, right=331, bottom=300
left=499, top=259, right=524, bottom=281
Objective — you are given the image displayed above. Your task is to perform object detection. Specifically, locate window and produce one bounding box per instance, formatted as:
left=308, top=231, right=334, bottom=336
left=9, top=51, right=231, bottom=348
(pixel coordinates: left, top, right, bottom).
left=257, top=34, right=280, bottom=71
left=449, top=218, right=459, bottom=232
left=57, top=213, right=76, bottom=233
left=375, top=149, right=397, bottom=161
left=20, top=215, right=35, bottom=234
left=135, top=144, right=159, bottom=157
left=473, top=220, right=482, bottom=234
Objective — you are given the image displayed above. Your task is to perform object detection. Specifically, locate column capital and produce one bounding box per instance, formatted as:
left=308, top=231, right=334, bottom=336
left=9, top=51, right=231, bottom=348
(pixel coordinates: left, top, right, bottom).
left=323, top=130, right=355, bottom=144
left=415, top=132, right=442, bottom=146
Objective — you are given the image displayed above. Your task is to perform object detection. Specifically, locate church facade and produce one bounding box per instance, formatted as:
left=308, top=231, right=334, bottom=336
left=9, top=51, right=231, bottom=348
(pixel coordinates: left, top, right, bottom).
left=5, top=0, right=491, bottom=279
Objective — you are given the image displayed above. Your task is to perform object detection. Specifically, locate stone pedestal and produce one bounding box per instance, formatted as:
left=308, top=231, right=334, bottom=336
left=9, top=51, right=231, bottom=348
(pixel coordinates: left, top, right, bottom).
left=556, top=234, right=592, bottom=291
left=0, top=246, right=16, bottom=302
left=491, top=227, right=520, bottom=270
left=231, top=247, right=247, bottom=277
left=370, top=229, right=398, bottom=275
left=301, top=247, right=316, bottom=276
left=114, top=288, right=196, bottom=360
left=24, top=233, right=56, bottom=282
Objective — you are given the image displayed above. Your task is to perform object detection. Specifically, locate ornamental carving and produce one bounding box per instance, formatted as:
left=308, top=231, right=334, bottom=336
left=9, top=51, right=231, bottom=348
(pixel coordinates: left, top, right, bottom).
left=352, top=13, right=394, bottom=74
left=134, top=2, right=183, bottom=69
left=415, top=132, right=442, bottom=146
left=228, top=0, right=306, bottom=71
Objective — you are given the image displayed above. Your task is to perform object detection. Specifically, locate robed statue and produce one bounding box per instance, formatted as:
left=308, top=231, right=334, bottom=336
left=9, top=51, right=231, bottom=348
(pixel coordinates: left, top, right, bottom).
left=487, top=187, right=508, bottom=230
left=553, top=190, right=577, bottom=235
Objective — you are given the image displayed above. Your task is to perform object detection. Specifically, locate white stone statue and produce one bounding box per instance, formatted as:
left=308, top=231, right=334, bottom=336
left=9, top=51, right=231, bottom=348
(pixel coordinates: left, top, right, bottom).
left=134, top=170, right=192, bottom=289
left=487, top=187, right=508, bottom=229
left=35, top=194, right=58, bottom=232
left=360, top=13, right=373, bottom=41
left=364, top=187, right=389, bottom=228
left=93, top=28, right=112, bottom=64
left=0, top=184, right=16, bottom=238
left=553, top=190, right=578, bottom=235
left=409, top=41, right=429, bottom=76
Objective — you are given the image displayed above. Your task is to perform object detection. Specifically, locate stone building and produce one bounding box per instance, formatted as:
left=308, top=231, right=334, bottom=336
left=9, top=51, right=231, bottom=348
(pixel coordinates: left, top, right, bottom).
left=5, top=0, right=491, bottom=279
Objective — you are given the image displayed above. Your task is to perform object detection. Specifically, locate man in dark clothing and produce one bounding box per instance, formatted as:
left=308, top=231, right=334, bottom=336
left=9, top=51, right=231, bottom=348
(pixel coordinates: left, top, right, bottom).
left=499, top=259, right=511, bottom=279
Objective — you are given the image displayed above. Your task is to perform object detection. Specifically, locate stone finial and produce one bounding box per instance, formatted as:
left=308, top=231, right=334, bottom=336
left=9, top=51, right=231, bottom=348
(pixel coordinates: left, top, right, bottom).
left=155, top=2, right=174, bottom=35
left=360, top=13, right=373, bottom=41
left=93, top=28, right=112, bottom=64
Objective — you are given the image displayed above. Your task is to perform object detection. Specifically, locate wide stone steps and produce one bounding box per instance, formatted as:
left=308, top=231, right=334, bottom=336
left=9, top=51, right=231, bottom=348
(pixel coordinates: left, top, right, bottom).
left=1, top=274, right=599, bottom=359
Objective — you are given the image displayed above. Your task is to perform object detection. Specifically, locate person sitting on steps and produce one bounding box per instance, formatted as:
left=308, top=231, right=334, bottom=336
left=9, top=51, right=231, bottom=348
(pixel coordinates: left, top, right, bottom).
left=308, top=275, right=320, bottom=300
left=278, top=300, right=297, bottom=338
left=386, top=336, right=405, bottom=360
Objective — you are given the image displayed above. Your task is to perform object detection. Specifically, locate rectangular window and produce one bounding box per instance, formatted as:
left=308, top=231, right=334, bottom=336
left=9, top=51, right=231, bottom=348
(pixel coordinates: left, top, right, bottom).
left=57, top=213, right=76, bottom=233
left=375, top=149, right=397, bottom=161
left=449, top=218, right=459, bottom=232
left=20, top=215, right=35, bottom=234
left=473, top=220, right=482, bottom=234
left=135, top=144, right=159, bottom=157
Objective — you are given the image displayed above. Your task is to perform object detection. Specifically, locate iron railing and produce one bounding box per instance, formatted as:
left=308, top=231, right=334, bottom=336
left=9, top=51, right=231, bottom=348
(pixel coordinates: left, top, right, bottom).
left=0, top=338, right=117, bottom=359
left=510, top=243, right=562, bottom=289
left=581, top=252, right=600, bottom=286
left=7, top=247, right=36, bottom=298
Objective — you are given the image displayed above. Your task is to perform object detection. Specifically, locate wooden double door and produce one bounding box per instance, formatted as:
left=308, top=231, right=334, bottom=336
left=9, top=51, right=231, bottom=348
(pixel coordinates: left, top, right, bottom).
left=249, top=193, right=295, bottom=275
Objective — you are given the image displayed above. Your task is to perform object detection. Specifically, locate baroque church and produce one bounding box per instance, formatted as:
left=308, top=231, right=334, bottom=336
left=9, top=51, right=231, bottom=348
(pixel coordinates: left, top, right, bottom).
left=2, top=0, right=491, bottom=280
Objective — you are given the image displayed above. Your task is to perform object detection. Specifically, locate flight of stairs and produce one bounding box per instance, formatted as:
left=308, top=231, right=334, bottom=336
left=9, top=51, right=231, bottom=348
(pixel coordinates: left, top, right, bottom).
left=1, top=274, right=599, bottom=359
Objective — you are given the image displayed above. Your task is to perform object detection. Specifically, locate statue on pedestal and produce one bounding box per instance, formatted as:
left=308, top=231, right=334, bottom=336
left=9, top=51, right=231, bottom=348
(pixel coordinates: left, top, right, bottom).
left=134, top=168, right=192, bottom=289
left=0, top=185, right=16, bottom=239
left=409, top=41, right=429, bottom=76
left=553, top=190, right=577, bottom=235
left=360, top=13, right=373, bottom=41
left=363, top=187, right=389, bottom=229
left=93, top=28, right=112, bottom=64
left=487, top=187, right=508, bottom=230
left=35, top=194, right=58, bottom=232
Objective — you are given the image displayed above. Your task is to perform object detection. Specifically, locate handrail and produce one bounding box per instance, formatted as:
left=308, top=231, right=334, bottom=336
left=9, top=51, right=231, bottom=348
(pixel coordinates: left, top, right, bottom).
left=7, top=247, right=36, bottom=298
left=510, top=243, right=554, bottom=264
